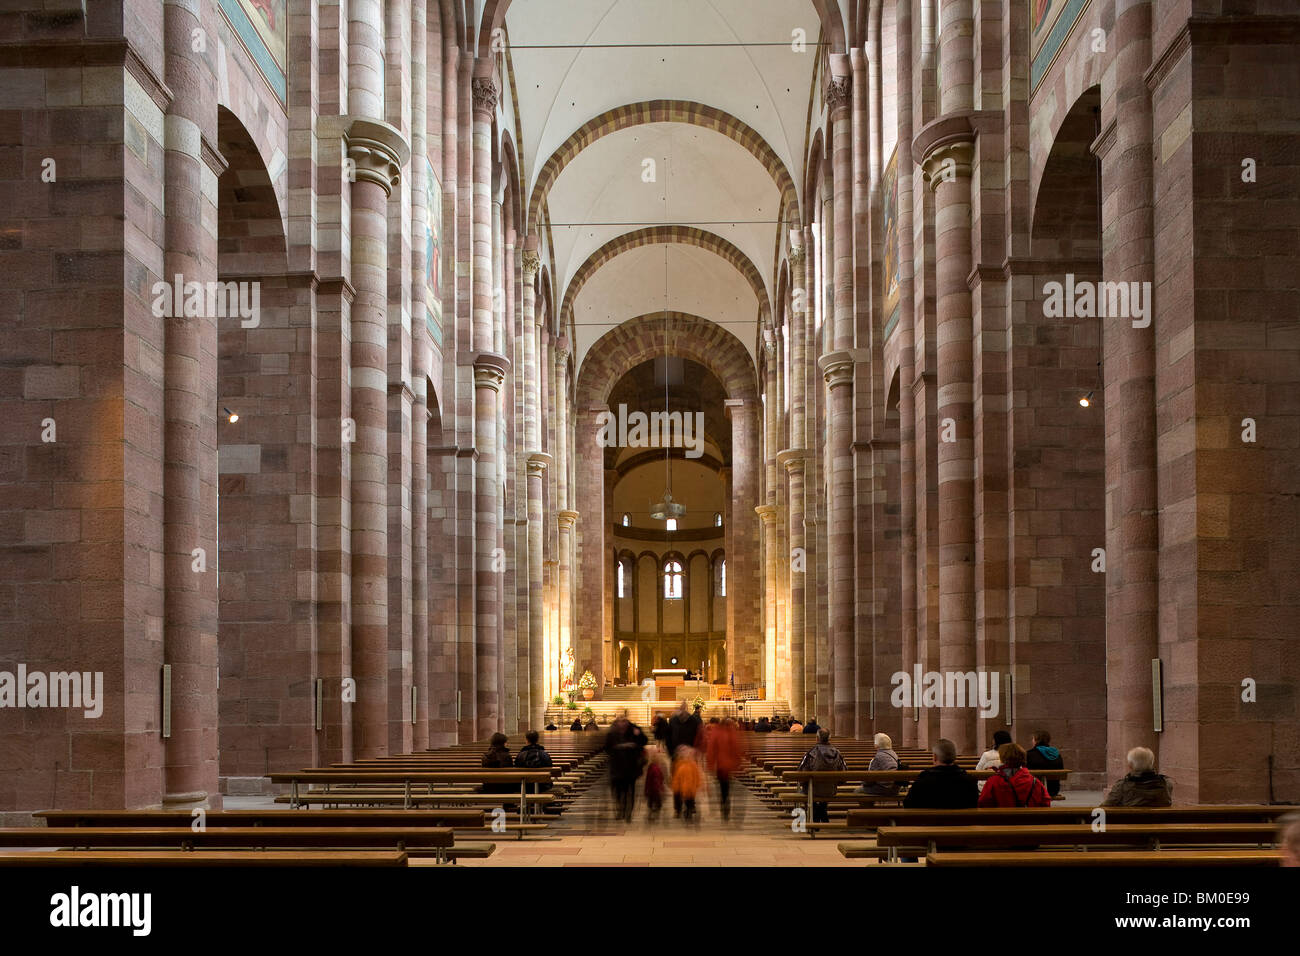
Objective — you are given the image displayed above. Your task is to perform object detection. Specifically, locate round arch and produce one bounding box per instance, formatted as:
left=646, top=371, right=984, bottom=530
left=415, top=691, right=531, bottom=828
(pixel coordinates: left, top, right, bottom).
left=575, top=311, right=759, bottom=410
left=562, top=226, right=771, bottom=324
left=527, top=100, right=800, bottom=232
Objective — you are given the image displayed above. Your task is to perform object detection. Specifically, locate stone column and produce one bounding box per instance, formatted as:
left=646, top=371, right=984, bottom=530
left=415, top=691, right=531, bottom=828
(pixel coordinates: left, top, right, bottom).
left=557, top=508, right=579, bottom=685
left=724, top=398, right=761, bottom=689
left=576, top=403, right=607, bottom=682
left=346, top=117, right=408, bottom=757
left=470, top=70, right=508, bottom=738
left=162, top=0, right=220, bottom=808
left=1098, top=0, right=1159, bottom=780
left=521, top=245, right=547, bottom=728
left=755, top=503, right=779, bottom=699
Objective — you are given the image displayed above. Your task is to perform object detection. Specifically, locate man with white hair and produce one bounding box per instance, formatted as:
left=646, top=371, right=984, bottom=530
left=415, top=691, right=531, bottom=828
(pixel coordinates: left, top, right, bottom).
left=855, top=732, right=902, bottom=797
left=1100, top=746, right=1173, bottom=807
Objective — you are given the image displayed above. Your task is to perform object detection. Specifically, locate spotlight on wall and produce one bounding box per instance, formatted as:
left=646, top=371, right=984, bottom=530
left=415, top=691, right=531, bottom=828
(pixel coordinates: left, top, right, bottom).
left=223, top=406, right=239, bottom=423
left=1078, top=391, right=1094, bottom=408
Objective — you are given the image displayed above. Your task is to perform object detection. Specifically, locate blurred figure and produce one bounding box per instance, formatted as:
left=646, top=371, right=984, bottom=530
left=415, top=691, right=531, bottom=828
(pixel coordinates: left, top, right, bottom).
left=788, top=718, right=803, bottom=733
left=706, top=716, right=744, bottom=821
left=1026, top=729, right=1065, bottom=799
left=671, top=745, right=703, bottom=822
left=1280, top=813, right=1300, bottom=867
left=652, top=714, right=670, bottom=751
left=606, top=711, right=647, bottom=822
left=755, top=716, right=773, bottom=733
left=668, top=700, right=702, bottom=754
left=584, top=717, right=600, bottom=732
left=643, top=744, right=669, bottom=823
left=802, top=716, right=820, bottom=735
left=798, top=729, right=847, bottom=823
left=514, top=729, right=553, bottom=792
left=1100, top=746, right=1173, bottom=807
left=570, top=716, right=583, bottom=732
left=856, top=732, right=902, bottom=797
left=544, top=722, right=558, bottom=731
left=979, top=743, right=1051, bottom=807
left=481, top=732, right=516, bottom=794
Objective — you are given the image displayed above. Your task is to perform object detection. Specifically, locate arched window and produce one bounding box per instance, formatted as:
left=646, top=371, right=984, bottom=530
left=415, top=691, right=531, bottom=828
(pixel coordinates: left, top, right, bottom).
left=616, top=559, right=626, bottom=598
left=719, top=558, right=726, bottom=597
left=713, top=512, right=722, bottom=527
left=663, top=560, right=683, bottom=599
left=621, top=513, right=630, bottom=527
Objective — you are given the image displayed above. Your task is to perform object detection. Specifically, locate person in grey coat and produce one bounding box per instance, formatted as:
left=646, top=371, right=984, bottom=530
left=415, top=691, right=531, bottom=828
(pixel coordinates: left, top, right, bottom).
left=856, top=732, right=902, bottom=796
left=1101, top=746, right=1173, bottom=807
left=798, top=729, right=847, bottom=823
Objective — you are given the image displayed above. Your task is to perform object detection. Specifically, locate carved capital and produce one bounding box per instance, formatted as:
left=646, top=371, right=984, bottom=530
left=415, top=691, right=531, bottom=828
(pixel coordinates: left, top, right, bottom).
left=521, top=249, right=541, bottom=279
left=346, top=118, right=411, bottom=196
left=818, top=349, right=858, bottom=388
left=777, top=448, right=809, bottom=474
left=825, top=74, right=852, bottom=114
left=754, top=503, right=779, bottom=524
left=788, top=244, right=806, bottom=269
left=473, top=351, right=511, bottom=392
left=557, top=509, right=579, bottom=531
left=526, top=451, right=552, bottom=476
left=471, top=76, right=499, bottom=116
left=920, top=140, right=975, bottom=191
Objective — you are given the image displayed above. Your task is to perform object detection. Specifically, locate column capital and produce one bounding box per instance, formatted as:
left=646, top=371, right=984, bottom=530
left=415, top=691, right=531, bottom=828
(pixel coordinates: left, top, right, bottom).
left=788, top=244, right=806, bottom=268
left=345, top=117, right=411, bottom=196
left=526, top=451, right=552, bottom=475
left=557, top=510, right=579, bottom=531
left=913, top=112, right=977, bottom=192
left=723, top=397, right=755, bottom=419
left=777, top=448, right=809, bottom=472
left=818, top=348, right=864, bottom=387
left=471, top=76, right=499, bottom=116
left=473, top=351, right=511, bottom=391
left=755, top=503, right=779, bottom=524
left=522, top=249, right=541, bottom=279
left=553, top=336, right=571, bottom=362
left=825, top=73, right=852, bottom=115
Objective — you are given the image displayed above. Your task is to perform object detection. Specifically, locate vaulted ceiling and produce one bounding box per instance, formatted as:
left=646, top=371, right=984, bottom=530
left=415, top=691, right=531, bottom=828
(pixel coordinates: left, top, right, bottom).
left=501, top=0, right=827, bottom=369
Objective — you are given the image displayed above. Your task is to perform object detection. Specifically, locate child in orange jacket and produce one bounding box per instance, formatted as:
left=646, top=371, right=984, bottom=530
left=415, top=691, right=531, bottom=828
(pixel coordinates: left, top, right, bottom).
left=671, top=745, right=703, bottom=821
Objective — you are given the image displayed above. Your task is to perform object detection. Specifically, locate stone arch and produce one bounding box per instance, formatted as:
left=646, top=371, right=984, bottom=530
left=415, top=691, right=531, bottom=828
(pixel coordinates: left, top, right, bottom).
left=527, top=100, right=800, bottom=232
left=576, top=311, right=758, bottom=409
left=562, top=227, right=771, bottom=325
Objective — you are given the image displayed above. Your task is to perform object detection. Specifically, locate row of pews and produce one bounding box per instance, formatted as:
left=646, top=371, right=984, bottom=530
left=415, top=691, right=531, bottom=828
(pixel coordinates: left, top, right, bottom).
left=0, top=732, right=606, bottom=867
left=736, top=732, right=1287, bottom=865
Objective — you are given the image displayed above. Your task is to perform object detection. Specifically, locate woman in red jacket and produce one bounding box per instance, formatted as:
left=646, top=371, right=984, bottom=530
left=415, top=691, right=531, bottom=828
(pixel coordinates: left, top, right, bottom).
left=978, top=743, right=1051, bottom=807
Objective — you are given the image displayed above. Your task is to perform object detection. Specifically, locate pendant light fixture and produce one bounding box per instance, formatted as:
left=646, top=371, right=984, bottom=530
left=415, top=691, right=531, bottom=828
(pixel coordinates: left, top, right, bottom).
left=650, top=246, right=685, bottom=523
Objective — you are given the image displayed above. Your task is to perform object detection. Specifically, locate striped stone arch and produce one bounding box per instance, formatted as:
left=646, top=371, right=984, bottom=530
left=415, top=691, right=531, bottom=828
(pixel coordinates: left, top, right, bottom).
left=526, top=100, right=801, bottom=233
left=561, top=226, right=770, bottom=324
left=575, top=311, right=759, bottom=409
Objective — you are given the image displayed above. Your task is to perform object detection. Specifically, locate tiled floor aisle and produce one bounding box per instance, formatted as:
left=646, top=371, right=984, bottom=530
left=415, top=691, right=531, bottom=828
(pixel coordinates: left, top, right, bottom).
left=447, top=776, right=864, bottom=867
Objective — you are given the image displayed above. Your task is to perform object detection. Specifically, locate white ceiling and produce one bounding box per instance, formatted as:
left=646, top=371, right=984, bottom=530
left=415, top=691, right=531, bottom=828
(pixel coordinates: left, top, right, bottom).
left=504, top=0, right=820, bottom=371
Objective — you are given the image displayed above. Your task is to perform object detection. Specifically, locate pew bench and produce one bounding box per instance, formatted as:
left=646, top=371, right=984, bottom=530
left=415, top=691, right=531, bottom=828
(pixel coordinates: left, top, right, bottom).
left=0, top=850, right=409, bottom=867
left=925, top=848, right=1281, bottom=867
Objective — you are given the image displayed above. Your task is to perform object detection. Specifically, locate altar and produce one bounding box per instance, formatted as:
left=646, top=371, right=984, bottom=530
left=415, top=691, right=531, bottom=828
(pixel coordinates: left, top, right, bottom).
left=650, top=668, right=686, bottom=702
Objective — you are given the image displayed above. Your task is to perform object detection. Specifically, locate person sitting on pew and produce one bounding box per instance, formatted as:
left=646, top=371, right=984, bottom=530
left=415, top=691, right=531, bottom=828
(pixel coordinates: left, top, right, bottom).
left=1026, top=729, right=1065, bottom=800
left=975, top=729, right=1012, bottom=792
left=755, top=717, right=773, bottom=733
left=481, top=732, right=517, bottom=794
left=544, top=722, right=558, bottom=731
left=788, top=718, right=803, bottom=733
left=798, top=729, right=847, bottom=823
left=856, top=733, right=903, bottom=797
left=1280, top=813, right=1300, bottom=867
left=584, top=718, right=600, bottom=732
left=1100, top=746, right=1173, bottom=807
left=570, top=717, right=584, bottom=732
left=802, top=716, right=820, bottom=735
left=903, top=738, right=979, bottom=809
left=978, top=743, right=1051, bottom=807
left=514, top=730, right=554, bottom=792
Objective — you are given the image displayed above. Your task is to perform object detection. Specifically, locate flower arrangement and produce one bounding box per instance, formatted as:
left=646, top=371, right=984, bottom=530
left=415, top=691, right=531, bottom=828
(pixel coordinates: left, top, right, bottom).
left=691, top=696, right=705, bottom=712
left=578, top=671, right=597, bottom=690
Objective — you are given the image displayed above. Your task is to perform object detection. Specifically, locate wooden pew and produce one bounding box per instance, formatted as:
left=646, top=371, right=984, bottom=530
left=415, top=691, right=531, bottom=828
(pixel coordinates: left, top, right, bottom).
left=876, top=823, right=1278, bottom=855
left=926, top=849, right=1280, bottom=867
left=0, top=826, right=456, bottom=863
left=264, top=770, right=554, bottom=822
left=0, top=850, right=409, bottom=867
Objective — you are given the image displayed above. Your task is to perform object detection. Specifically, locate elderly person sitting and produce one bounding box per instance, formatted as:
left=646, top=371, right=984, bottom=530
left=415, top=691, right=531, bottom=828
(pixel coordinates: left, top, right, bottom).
left=1101, top=746, right=1173, bottom=807
left=855, top=732, right=902, bottom=796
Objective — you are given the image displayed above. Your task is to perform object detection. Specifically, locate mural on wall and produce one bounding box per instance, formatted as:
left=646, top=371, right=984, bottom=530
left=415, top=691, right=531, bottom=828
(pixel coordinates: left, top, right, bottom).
left=426, top=160, right=443, bottom=344
left=219, top=0, right=288, bottom=100
left=881, top=146, right=900, bottom=338
left=1031, top=0, right=1090, bottom=90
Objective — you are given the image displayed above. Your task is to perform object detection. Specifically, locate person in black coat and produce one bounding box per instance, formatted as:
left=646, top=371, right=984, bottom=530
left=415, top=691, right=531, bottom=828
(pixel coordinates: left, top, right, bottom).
left=606, top=714, right=648, bottom=822
left=481, top=732, right=517, bottom=795
left=514, top=730, right=554, bottom=792
left=903, top=738, right=979, bottom=809
left=802, top=717, right=820, bottom=735
left=667, top=701, right=702, bottom=754
left=570, top=717, right=583, bottom=732
left=1026, top=729, right=1065, bottom=798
